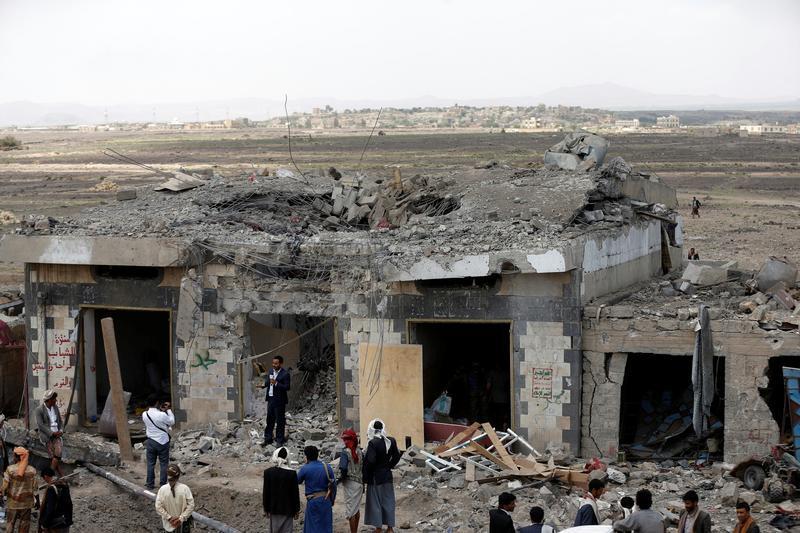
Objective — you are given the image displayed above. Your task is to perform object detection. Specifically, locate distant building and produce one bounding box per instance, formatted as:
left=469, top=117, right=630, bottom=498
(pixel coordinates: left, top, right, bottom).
left=614, top=119, right=640, bottom=129
left=522, top=117, right=540, bottom=129
left=739, top=123, right=788, bottom=135
left=656, top=115, right=680, bottom=128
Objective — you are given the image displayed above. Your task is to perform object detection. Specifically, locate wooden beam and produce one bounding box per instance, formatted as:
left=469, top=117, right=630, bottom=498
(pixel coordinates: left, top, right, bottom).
left=482, top=423, right=518, bottom=471
left=100, top=317, right=133, bottom=462
left=434, top=422, right=480, bottom=454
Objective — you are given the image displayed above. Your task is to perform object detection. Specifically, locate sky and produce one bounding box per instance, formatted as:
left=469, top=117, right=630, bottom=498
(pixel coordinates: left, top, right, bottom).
left=0, top=0, right=798, bottom=105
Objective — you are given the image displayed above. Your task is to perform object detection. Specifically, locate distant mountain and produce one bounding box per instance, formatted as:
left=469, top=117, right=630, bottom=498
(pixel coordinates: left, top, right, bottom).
left=1, top=84, right=798, bottom=127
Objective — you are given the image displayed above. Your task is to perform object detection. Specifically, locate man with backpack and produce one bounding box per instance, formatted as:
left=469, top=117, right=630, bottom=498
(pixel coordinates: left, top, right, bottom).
left=38, top=466, right=73, bottom=533
left=143, top=396, right=174, bottom=490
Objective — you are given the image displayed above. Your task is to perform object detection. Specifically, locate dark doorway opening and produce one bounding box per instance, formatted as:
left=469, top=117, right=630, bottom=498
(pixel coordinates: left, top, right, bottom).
left=92, top=309, right=171, bottom=414
left=247, top=314, right=336, bottom=412
left=409, top=321, right=511, bottom=430
left=759, top=356, right=800, bottom=440
left=620, top=354, right=725, bottom=458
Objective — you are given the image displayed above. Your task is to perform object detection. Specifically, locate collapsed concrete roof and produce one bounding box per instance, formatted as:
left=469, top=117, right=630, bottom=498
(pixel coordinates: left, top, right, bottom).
left=2, top=135, right=680, bottom=284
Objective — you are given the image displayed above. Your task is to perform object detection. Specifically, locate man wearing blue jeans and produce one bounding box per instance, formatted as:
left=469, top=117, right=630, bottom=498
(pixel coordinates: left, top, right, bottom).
left=143, top=396, right=174, bottom=490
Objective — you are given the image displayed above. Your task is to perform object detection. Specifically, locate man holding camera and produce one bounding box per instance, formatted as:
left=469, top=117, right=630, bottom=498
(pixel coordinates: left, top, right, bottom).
left=143, top=396, right=174, bottom=490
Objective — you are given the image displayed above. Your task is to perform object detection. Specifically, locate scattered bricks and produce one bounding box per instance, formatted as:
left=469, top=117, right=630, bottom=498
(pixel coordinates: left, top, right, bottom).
left=116, top=189, right=137, bottom=201
left=754, top=292, right=769, bottom=305
left=661, top=287, right=678, bottom=297
left=323, top=216, right=340, bottom=229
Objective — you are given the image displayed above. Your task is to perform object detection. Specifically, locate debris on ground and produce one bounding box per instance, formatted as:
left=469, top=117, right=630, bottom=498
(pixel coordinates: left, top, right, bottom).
left=89, top=178, right=119, bottom=192
left=0, top=210, right=18, bottom=224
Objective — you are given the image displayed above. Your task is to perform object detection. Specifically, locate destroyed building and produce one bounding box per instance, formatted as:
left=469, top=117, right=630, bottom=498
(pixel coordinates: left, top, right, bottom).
left=0, top=135, right=689, bottom=458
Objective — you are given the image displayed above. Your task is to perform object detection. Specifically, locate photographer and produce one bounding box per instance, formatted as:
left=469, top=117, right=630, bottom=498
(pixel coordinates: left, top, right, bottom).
left=143, top=396, right=174, bottom=490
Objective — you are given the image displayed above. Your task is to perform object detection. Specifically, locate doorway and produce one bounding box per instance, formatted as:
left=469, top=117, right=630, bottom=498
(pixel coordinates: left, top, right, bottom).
left=408, top=320, right=512, bottom=430
left=82, top=308, right=172, bottom=421
left=619, top=353, right=725, bottom=457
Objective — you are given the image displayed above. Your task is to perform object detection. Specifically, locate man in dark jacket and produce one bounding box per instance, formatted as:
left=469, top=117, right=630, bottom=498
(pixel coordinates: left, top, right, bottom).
left=677, top=491, right=712, bottom=533
left=489, top=492, right=516, bottom=532
left=263, top=447, right=300, bottom=533
left=363, top=419, right=401, bottom=532
left=519, top=506, right=554, bottom=533
left=38, top=466, right=73, bottom=533
left=263, top=356, right=291, bottom=446
left=574, top=479, right=605, bottom=526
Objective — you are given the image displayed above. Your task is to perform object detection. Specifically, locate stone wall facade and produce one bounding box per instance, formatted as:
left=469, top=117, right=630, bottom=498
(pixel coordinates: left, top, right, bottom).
left=583, top=309, right=800, bottom=463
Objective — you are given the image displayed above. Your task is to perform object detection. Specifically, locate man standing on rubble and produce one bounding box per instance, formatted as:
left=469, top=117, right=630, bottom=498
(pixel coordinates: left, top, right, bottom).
left=297, top=445, right=336, bottom=532
left=143, top=396, right=175, bottom=490
left=574, top=479, right=605, bottom=526
left=1, top=447, right=37, bottom=533
left=677, top=491, right=711, bottom=533
left=733, top=502, right=759, bottom=533
left=35, top=390, right=64, bottom=477
left=363, top=419, right=401, bottom=533
left=518, top=506, right=554, bottom=533
left=612, top=489, right=665, bottom=533
left=263, top=356, right=290, bottom=447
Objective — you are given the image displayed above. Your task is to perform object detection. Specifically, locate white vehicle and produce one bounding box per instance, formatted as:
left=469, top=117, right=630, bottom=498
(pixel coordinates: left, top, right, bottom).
left=557, top=526, right=614, bottom=533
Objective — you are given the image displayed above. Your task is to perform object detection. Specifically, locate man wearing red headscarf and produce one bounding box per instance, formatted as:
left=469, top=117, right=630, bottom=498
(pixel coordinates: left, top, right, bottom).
left=338, top=428, right=364, bottom=533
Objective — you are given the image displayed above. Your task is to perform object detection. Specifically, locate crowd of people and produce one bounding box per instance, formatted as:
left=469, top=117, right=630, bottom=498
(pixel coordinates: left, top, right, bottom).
left=489, top=479, right=760, bottom=533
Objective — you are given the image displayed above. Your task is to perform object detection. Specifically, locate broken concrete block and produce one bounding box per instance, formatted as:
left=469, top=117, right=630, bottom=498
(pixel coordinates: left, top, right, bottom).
left=756, top=256, right=798, bottom=291
left=448, top=474, right=466, bottom=489
left=720, top=481, right=739, bottom=506
left=754, top=292, right=769, bottom=305
left=323, top=216, right=340, bottom=228
left=544, top=151, right=581, bottom=171
left=116, top=189, right=137, bottom=201
left=486, top=210, right=499, bottom=221
left=197, top=436, right=215, bottom=453
left=682, top=262, right=728, bottom=286
left=678, top=281, right=696, bottom=295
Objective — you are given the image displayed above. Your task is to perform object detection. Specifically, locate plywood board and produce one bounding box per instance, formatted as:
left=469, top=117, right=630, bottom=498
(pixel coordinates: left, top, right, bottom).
left=249, top=323, right=301, bottom=370
left=359, top=343, right=424, bottom=449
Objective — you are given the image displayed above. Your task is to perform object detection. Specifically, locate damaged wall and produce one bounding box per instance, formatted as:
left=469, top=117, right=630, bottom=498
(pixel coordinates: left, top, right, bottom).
left=580, top=221, right=665, bottom=302
left=581, top=351, right=627, bottom=457
left=582, top=309, right=800, bottom=463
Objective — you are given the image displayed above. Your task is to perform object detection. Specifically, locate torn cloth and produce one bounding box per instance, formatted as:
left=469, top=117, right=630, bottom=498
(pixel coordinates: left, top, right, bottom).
left=692, top=304, right=715, bottom=437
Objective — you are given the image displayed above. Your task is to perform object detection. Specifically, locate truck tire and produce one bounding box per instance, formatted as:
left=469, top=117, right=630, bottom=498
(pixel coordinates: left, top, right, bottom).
left=743, top=464, right=766, bottom=490
left=766, top=479, right=786, bottom=503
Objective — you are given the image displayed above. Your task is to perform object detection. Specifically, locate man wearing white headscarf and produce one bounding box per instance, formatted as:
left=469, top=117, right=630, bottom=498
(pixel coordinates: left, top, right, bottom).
left=363, top=419, right=401, bottom=532
left=262, top=447, right=300, bottom=533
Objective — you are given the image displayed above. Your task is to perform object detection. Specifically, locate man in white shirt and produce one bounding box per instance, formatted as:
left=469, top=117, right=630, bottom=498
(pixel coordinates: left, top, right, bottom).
left=155, top=464, right=194, bottom=532
left=143, top=396, right=175, bottom=490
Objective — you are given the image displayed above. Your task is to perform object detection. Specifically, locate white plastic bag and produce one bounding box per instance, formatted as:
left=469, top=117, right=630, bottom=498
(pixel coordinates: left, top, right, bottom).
left=431, top=392, right=452, bottom=416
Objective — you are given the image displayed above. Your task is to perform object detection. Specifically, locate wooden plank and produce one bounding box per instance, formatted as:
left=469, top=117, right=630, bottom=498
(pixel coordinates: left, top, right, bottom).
left=434, top=422, right=480, bottom=454
left=465, top=461, right=476, bottom=482
left=358, top=343, right=424, bottom=449
left=466, top=442, right=510, bottom=470
left=482, top=423, right=518, bottom=471
left=100, top=317, right=134, bottom=462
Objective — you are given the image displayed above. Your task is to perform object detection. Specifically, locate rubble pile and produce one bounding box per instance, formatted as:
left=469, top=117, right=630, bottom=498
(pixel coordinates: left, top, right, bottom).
left=597, top=256, right=800, bottom=333
left=10, top=132, right=681, bottom=282
left=0, top=289, right=24, bottom=346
